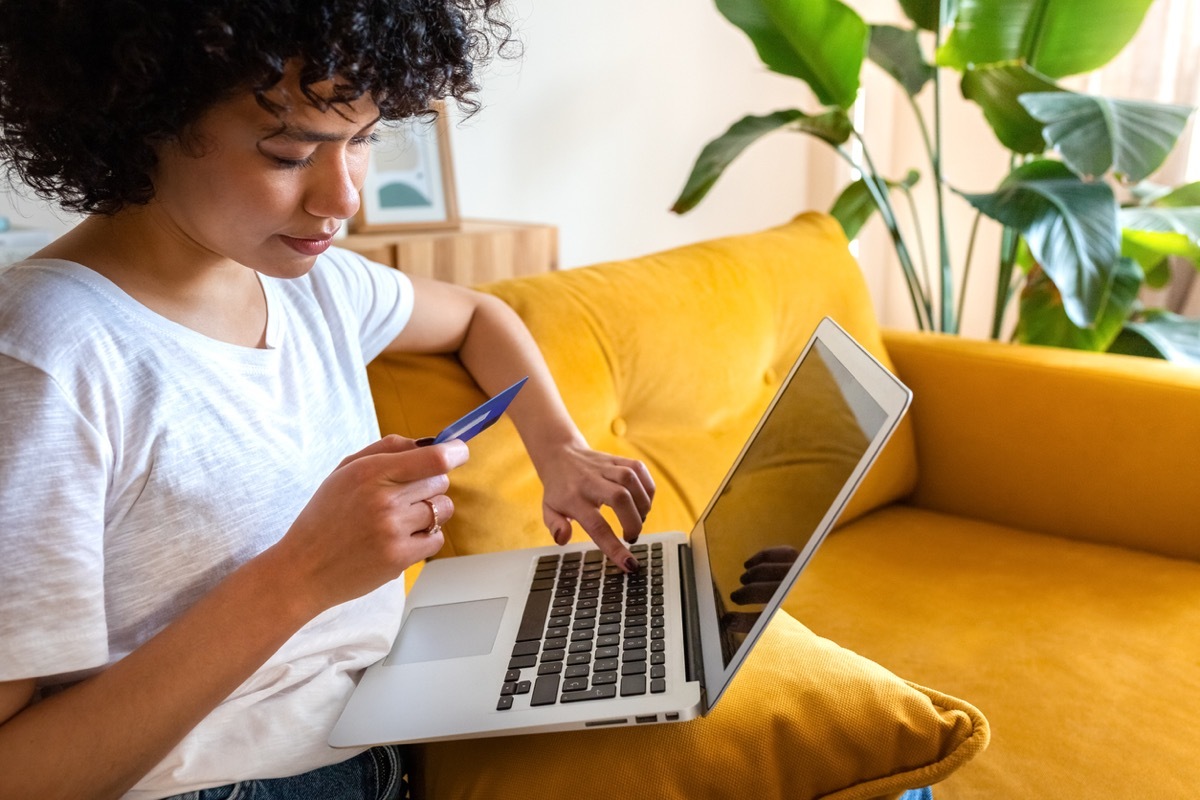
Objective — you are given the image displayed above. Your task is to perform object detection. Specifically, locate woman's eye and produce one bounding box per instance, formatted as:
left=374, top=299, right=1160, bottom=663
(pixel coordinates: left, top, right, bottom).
left=351, top=131, right=382, bottom=148
left=271, top=153, right=317, bottom=170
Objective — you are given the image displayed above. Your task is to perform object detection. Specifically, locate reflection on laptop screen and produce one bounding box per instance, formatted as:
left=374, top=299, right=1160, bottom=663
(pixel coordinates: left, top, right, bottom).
left=701, top=340, right=887, bottom=666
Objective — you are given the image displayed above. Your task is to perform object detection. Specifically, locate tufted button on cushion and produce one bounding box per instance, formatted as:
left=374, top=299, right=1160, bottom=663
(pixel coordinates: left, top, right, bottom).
left=609, top=417, right=627, bottom=437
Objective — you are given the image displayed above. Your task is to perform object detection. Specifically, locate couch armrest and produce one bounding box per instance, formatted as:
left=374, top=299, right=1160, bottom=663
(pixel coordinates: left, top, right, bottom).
left=884, top=330, right=1200, bottom=562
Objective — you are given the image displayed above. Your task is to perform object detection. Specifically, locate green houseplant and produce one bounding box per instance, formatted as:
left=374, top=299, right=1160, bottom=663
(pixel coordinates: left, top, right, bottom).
left=673, top=0, right=1200, bottom=362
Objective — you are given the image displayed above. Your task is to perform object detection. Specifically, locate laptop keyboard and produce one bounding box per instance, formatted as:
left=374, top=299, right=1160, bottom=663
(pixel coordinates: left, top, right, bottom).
left=496, top=542, right=667, bottom=711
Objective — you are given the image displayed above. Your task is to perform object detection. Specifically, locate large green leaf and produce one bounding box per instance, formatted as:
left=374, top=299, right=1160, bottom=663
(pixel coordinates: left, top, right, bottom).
left=1020, top=93, right=1194, bottom=181
left=829, top=170, right=920, bottom=240
left=959, top=160, right=1119, bottom=327
left=671, top=109, right=852, bottom=214
left=897, top=0, right=945, bottom=32
left=869, top=25, right=935, bottom=97
left=938, top=0, right=1155, bottom=79
left=1017, top=258, right=1142, bottom=351
left=1119, top=205, right=1200, bottom=281
left=1110, top=310, right=1200, bottom=365
left=960, top=62, right=1061, bottom=154
left=715, top=0, right=868, bottom=108
left=1152, top=181, right=1200, bottom=208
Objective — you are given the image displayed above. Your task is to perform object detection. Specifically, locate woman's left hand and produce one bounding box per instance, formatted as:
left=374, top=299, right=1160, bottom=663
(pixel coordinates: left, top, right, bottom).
left=538, top=443, right=655, bottom=572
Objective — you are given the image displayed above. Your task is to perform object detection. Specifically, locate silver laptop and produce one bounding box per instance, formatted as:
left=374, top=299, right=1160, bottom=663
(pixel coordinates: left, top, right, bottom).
left=330, top=317, right=911, bottom=746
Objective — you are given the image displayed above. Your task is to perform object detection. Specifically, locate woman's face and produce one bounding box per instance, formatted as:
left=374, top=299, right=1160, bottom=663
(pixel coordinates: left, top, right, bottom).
left=148, top=68, right=381, bottom=278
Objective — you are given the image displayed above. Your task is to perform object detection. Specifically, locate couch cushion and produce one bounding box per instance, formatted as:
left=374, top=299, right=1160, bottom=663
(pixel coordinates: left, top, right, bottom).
left=413, top=609, right=988, bottom=800
left=785, top=505, right=1200, bottom=798
left=368, top=214, right=917, bottom=558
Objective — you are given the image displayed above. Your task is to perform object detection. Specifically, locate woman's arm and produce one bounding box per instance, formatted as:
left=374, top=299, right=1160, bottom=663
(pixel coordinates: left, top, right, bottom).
left=387, top=277, right=655, bottom=571
left=0, top=437, right=465, bottom=800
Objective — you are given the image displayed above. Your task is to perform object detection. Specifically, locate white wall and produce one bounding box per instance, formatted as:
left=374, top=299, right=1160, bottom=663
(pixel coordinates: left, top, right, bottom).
left=1, top=1, right=823, bottom=271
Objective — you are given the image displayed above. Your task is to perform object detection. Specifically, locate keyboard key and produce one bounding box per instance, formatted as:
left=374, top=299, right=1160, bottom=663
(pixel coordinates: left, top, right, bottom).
left=651, top=679, right=667, bottom=694
left=517, top=590, right=553, bottom=642
left=530, top=578, right=555, bottom=591
left=651, top=665, right=665, bottom=679
left=512, top=641, right=540, bottom=657
left=537, top=662, right=563, bottom=676
left=623, top=637, right=647, bottom=650
left=508, top=655, right=537, bottom=670
left=620, top=675, right=647, bottom=696
left=531, top=674, right=560, bottom=706
left=562, top=677, right=589, bottom=693
left=543, top=637, right=567, bottom=651
left=595, top=646, right=619, bottom=659
left=497, top=695, right=514, bottom=710
left=516, top=680, right=532, bottom=694
left=541, top=650, right=565, bottom=663
left=560, top=685, right=618, bottom=703
left=650, top=652, right=665, bottom=665
left=593, top=672, right=617, bottom=685
left=566, top=653, right=591, bottom=665
left=622, top=649, right=647, bottom=663
left=570, top=630, right=594, bottom=642
left=621, top=661, right=647, bottom=676
left=598, top=624, right=621, bottom=636
left=501, top=682, right=517, bottom=696
left=568, top=641, right=593, bottom=654
left=504, top=669, right=521, bottom=682
left=594, top=658, right=619, bottom=672
left=565, top=664, right=590, bottom=678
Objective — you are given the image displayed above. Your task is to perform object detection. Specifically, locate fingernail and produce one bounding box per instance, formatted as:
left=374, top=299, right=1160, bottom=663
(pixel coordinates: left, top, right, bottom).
left=415, top=437, right=436, bottom=447
left=624, top=556, right=641, bottom=573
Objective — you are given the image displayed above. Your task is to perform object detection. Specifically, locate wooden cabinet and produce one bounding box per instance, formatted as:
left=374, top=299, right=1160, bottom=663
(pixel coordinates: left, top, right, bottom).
left=340, top=219, right=558, bottom=285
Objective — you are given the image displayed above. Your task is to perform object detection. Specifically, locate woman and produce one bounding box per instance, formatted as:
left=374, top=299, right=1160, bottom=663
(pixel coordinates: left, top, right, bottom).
left=0, top=2, right=654, bottom=798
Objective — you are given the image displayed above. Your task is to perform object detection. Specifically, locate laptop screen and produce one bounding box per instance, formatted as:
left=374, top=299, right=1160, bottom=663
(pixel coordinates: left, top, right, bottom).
left=700, top=338, right=888, bottom=667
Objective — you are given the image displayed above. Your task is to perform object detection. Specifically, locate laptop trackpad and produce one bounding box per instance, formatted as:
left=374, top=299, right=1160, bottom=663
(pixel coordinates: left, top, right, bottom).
left=384, top=597, right=508, bottom=666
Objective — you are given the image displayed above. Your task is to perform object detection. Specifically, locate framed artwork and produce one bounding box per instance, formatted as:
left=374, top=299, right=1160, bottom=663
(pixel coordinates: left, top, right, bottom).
left=352, top=107, right=460, bottom=232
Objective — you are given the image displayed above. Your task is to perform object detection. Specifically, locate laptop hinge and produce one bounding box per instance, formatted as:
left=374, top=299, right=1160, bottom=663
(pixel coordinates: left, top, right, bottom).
left=677, top=543, right=706, bottom=703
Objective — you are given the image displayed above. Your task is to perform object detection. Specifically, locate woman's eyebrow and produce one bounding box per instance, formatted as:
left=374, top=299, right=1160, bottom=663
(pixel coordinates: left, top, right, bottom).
left=262, top=115, right=383, bottom=143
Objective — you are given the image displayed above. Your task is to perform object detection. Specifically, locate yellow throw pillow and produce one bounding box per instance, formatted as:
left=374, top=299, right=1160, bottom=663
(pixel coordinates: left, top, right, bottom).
left=413, top=610, right=989, bottom=800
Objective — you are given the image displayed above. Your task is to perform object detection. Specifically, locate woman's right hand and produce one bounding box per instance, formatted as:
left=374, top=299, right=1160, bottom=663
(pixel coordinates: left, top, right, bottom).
left=272, top=434, right=469, bottom=614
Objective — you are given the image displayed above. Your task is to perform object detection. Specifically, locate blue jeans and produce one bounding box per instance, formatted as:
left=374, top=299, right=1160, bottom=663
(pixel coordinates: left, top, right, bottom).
left=164, top=746, right=406, bottom=800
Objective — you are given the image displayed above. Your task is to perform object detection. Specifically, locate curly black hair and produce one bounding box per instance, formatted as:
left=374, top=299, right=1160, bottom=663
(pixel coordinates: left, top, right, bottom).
left=0, top=0, right=513, bottom=215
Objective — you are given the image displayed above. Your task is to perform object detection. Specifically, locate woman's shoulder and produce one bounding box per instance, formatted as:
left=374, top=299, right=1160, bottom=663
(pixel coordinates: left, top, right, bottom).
left=0, top=259, right=128, bottom=371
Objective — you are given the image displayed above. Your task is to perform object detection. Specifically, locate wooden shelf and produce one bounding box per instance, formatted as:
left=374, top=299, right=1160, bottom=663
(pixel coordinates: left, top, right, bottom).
left=340, top=219, right=558, bottom=285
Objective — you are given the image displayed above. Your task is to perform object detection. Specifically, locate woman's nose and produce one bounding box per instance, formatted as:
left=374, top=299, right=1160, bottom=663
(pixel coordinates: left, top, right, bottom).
left=305, top=150, right=364, bottom=221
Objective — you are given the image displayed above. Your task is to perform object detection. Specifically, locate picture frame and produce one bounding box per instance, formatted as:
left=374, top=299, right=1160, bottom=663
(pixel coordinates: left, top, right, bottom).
left=351, top=107, right=460, bottom=233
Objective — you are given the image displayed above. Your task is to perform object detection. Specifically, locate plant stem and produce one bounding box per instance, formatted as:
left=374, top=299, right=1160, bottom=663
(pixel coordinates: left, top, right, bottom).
left=932, top=12, right=955, bottom=334
left=842, top=139, right=934, bottom=330
left=992, top=225, right=1020, bottom=340
left=901, top=185, right=935, bottom=303
left=957, top=210, right=983, bottom=327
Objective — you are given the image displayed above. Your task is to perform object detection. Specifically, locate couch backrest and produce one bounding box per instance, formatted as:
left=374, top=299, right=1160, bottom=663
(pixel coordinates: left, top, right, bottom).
left=368, top=213, right=917, bottom=558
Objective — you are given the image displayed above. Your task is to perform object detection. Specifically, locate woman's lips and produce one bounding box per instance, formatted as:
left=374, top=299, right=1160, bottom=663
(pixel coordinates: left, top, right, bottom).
left=279, top=233, right=335, bottom=256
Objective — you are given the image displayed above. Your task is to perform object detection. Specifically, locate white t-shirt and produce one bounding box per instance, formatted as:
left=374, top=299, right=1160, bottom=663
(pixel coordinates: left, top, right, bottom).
left=0, top=248, right=415, bottom=798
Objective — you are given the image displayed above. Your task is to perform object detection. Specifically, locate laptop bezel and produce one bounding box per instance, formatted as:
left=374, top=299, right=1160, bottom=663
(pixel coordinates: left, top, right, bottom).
left=688, top=317, right=912, bottom=712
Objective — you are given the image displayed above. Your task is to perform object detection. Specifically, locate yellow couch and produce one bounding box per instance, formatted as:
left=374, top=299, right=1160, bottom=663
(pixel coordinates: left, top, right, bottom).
left=366, top=214, right=1200, bottom=798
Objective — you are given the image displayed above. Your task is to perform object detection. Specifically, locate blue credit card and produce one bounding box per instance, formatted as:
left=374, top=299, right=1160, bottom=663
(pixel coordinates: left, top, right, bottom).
left=417, top=377, right=528, bottom=446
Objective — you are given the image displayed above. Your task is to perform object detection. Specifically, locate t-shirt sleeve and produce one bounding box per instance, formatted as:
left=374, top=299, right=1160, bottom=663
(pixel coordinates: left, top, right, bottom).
left=0, top=355, right=110, bottom=681
left=316, top=248, right=416, bottom=363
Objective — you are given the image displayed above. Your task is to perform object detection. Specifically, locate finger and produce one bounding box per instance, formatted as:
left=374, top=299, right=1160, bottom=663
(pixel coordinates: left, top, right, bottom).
left=743, top=545, right=801, bottom=569
left=408, top=526, right=445, bottom=562
left=337, top=434, right=417, bottom=469
left=543, top=507, right=574, bottom=546
left=739, top=562, right=792, bottom=585
left=608, top=458, right=655, bottom=520
left=414, top=494, right=455, bottom=534
left=372, top=440, right=470, bottom=485
left=574, top=508, right=639, bottom=573
left=730, top=582, right=779, bottom=605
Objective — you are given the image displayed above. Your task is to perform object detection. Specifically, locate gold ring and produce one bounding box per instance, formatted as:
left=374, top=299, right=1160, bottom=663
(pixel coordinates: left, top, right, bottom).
left=421, top=498, right=442, bottom=536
